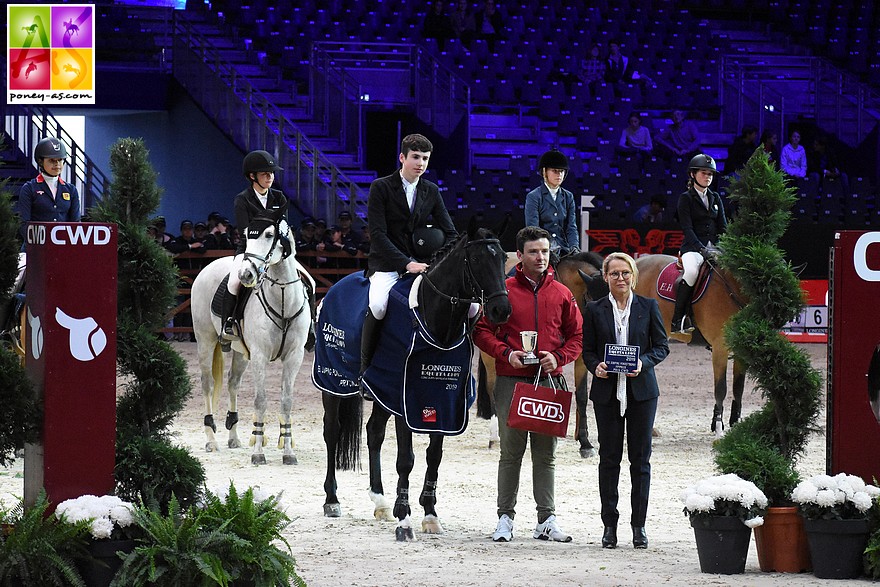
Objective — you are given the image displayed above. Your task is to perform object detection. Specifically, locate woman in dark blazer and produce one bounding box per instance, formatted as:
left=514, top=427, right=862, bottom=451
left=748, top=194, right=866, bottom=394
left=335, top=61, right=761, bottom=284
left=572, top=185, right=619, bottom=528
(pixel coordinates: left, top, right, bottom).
left=582, top=252, right=669, bottom=550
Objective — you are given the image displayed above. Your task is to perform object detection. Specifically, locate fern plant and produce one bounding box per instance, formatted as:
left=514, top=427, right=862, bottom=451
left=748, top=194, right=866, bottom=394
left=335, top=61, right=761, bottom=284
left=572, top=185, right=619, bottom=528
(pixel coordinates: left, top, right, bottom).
left=0, top=491, right=89, bottom=587
left=200, top=483, right=305, bottom=587
left=713, top=150, right=823, bottom=505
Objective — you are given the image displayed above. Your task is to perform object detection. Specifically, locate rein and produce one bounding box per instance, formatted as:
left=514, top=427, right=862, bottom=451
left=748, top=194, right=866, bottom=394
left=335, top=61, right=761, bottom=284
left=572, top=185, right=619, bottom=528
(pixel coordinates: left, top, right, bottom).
left=243, top=220, right=306, bottom=361
left=419, top=237, right=509, bottom=308
left=705, top=258, right=746, bottom=309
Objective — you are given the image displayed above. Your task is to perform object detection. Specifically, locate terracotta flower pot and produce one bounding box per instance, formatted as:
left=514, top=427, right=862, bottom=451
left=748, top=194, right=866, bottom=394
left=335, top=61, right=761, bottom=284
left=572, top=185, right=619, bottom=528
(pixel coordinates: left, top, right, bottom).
left=753, top=506, right=811, bottom=572
left=690, top=515, right=752, bottom=575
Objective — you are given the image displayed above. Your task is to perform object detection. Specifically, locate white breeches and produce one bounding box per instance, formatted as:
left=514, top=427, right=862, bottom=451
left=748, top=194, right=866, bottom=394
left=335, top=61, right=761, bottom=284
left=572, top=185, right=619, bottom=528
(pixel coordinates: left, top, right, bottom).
left=368, top=271, right=400, bottom=319
left=681, top=251, right=704, bottom=287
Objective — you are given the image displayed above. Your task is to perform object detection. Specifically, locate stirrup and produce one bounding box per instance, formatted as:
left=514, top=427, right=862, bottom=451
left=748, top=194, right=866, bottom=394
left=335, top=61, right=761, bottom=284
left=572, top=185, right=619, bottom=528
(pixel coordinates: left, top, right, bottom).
left=674, top=316, right=694, bottom=334
left=222, top=320, right=240, bottom=341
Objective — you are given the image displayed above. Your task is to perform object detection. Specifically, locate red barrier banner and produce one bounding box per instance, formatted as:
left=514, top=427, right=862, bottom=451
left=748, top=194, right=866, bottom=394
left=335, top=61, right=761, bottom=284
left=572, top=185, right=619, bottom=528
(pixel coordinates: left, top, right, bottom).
left=23, top=222, right=117, bottom=509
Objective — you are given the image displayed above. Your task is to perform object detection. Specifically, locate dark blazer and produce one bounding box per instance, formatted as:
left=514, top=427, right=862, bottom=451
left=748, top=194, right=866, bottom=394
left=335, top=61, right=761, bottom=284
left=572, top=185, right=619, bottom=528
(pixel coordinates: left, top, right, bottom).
left=583, top=294, right=669, bottom=405
left=676, top=186, right=727, bottom=254
left=232, top=186, right=289, bottom=253
left=16, top=175, right=81, bottom=240
left=366, top=172, right=457, bottom=274
left=524, top=184, right=579, bottom=255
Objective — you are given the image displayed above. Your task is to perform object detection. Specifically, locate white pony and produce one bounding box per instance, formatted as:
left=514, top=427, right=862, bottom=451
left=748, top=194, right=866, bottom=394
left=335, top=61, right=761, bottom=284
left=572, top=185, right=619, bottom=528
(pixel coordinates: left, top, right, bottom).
left=190, top=211, right=312, bottom=465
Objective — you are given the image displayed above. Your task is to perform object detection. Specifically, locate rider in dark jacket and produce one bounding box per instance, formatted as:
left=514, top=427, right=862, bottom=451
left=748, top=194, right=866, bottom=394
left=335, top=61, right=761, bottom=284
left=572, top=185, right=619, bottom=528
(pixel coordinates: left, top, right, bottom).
left=671, top=154, right=727, bottom=336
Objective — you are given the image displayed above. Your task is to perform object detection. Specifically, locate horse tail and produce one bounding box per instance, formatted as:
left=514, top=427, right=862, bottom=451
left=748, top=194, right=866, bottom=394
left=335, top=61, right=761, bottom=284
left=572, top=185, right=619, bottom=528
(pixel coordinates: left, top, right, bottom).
left=211, top=342, right=224, bottom=406
left=335, top=395, right=362, bottom=471
left=476, top=354, right=494, bottom=419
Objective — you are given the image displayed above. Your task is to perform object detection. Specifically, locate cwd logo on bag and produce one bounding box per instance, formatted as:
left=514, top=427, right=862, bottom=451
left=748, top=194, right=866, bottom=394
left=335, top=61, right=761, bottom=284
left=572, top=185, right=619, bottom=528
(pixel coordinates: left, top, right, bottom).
left=7, top=4, right=95, bottom=105
left=517, top=397, right=565, bottom=423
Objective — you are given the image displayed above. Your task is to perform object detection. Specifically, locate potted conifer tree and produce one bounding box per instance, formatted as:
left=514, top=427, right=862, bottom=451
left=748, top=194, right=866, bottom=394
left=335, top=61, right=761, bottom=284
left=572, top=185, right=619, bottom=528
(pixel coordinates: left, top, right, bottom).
left=712, top=150, right=823, bottom=573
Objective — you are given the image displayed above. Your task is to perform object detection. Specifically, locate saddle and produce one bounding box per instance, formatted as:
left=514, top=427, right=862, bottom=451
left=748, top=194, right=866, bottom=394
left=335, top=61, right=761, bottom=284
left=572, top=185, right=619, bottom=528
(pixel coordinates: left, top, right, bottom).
left=210, top=275, right=254, bottom=326
left=654, top=260, right=712, bottom=303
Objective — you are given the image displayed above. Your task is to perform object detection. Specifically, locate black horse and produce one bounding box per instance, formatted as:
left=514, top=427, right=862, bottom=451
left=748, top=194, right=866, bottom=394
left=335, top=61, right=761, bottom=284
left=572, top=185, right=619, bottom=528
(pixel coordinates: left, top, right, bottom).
left=317, top=222, right=511, bottom=540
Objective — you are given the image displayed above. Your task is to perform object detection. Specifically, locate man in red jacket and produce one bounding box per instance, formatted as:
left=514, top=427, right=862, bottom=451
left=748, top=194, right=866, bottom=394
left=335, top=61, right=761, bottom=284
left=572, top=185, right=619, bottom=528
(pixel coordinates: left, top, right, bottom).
left=474, top=226, right=583, bottom=544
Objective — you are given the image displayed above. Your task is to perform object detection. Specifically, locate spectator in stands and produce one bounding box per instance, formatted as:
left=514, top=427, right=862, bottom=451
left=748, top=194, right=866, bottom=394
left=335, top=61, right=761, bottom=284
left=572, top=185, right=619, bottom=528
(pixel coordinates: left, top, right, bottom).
left=451, top=0, right=476, bottom=48
left=315, top=218, right=329, bottom=242
left=604, top=40, right=654, bottom=96
left=295, top=217, right=321, bottom=269
left=205, top=217, right=234, bottom=250
left=147, top=223, right=164, bottom=246
left=207, top=210, right=223, bottom=232
left=359, top=223, right=371, bottom=254
left=780, top=129, right=807, bottom=179
left=633, top=195, right=666, bottom=224
left=475, top=0, right=503, bottom=51
left=422, top=0, right=454, bottom=51
left=153, top=216, right=174, bottom=244
left=580, top=43, right=605, bottom=92
left=808, top=135, right=849, bottom=194
left=16, top=137, right=80, bottom=244
left=525, top=149, right=580, bottom=259
left=655, top=110, right=701, bottom=160
left=165, top=219, right=206, bottom=255
left=759, top=130, right=779, bottom=169
left=337, top=210, right=362, bottom=251
left=724, top=125, right=758, bottom=177
left=618, top=112, right=653, bottom=154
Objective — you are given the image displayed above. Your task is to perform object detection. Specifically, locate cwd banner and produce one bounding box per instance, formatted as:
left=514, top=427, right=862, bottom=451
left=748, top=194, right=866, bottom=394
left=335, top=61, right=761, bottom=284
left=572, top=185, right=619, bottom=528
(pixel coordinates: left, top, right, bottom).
left=7, top=4, right=95, bottom=105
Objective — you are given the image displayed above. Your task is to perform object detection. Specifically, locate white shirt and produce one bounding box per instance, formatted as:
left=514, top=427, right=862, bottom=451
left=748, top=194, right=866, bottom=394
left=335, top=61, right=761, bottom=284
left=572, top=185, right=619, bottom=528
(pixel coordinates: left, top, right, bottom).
left=402, top=173, right=419, bottom=211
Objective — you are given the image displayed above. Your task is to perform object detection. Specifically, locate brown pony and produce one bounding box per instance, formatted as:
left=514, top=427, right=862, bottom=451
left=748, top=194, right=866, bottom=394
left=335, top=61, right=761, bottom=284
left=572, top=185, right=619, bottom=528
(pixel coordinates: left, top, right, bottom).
left=566, top=254, right=747, bottom=436
left=476, top=252, right=604, bottom=457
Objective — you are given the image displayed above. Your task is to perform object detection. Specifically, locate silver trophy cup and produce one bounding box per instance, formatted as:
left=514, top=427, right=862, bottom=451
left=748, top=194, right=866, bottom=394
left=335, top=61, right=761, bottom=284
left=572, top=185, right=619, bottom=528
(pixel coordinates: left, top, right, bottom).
left=520, top=331, right=539, bottom=365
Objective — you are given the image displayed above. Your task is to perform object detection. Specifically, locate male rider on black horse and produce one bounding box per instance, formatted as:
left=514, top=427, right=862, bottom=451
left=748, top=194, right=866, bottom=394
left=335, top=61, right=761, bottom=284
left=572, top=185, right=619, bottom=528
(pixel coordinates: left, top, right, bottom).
left=360, top=134, right=458, bottom=398
left=671, top=154, right=727, bottom=338
left=221, top=150, right=316, bottom=351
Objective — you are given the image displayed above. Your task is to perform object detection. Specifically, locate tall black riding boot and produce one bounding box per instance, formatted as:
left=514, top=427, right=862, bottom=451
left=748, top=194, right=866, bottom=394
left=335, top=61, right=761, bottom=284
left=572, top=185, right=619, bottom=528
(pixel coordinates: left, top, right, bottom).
left=221, top=292, right=239, bottom=340
left=359, top=310, right=383, bottom=400
left=670, top=282, right=695, bottom=334
left=303, top=278, right=316, bottom=352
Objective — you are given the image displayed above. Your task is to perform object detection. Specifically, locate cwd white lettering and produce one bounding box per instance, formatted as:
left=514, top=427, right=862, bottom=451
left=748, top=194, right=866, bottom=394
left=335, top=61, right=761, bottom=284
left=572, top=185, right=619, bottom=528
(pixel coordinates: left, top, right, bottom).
left=26, top=225, right=46, bottom=244
left=50, top=225, right=112, bottom=246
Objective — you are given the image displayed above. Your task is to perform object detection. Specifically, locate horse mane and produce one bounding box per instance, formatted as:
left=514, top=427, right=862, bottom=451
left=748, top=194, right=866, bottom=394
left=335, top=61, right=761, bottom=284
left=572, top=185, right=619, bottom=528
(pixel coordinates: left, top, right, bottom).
left=559, top=251, right=604, bottom=273
left=428, top=227, right=496, bottom=265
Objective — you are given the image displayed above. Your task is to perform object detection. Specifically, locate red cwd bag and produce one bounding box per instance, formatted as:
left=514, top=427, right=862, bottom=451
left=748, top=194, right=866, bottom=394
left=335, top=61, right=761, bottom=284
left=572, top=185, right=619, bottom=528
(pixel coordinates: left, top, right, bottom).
left=507, top=373, right=572, bottom=438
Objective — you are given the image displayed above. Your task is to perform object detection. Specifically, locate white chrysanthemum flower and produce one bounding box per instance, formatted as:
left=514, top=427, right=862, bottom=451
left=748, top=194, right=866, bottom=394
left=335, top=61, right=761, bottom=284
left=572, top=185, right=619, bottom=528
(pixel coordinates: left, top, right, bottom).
left=815, top=489, right=841, bottom=508
left=744, top=516, right=764, bottom=528
left=685, top=494, right=715, bottom=513
left=90, top=517, right=114, bottom=540
left=109, top=505, right=134, bottom=527
left=852, top=492, right=873, bottom=512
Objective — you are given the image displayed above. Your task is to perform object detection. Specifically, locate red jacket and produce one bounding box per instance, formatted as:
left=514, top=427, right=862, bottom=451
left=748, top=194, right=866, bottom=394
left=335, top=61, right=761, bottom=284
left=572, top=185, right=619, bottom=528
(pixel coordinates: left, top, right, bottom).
left=474, top=264, right=583, bottom=378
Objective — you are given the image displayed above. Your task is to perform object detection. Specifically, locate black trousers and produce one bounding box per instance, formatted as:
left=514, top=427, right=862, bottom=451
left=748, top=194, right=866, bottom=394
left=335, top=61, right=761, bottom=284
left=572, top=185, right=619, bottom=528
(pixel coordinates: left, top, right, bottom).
left=593, top=395, right=657, bottom=527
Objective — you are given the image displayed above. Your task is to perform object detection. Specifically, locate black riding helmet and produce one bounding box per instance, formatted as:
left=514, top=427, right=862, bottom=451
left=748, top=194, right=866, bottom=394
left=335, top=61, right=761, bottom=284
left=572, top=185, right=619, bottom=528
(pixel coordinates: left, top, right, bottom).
left=242, top=150, right=282, bottom=180
left=34, top=137, right=69, bottom=168
left=537, top=149, right=569, bottom=172
left=688, top=154, right=717, bottom=173
left=412, top=226, right=446, bottom=261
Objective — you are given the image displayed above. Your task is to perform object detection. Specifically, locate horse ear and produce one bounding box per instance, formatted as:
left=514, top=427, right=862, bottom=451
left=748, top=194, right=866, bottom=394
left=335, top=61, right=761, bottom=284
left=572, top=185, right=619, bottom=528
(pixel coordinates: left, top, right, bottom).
left=580, top=269, right=610, bottom=300
left=467, top=216, right=478, bottom=239
left=493, top=213, right=510, bottom=238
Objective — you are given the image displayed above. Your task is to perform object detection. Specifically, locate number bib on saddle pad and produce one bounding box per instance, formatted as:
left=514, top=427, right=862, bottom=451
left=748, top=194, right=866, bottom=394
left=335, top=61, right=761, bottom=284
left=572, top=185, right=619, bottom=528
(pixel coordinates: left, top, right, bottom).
left=311, top=272, right=369, bottom=397
left=362, top=276, right=476, bottom=435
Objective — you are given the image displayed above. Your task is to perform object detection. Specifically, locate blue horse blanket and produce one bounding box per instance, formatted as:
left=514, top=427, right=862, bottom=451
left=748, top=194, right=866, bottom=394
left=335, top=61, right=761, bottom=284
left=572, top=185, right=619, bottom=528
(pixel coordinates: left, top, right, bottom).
left=312, top=272, right=475, bottom=435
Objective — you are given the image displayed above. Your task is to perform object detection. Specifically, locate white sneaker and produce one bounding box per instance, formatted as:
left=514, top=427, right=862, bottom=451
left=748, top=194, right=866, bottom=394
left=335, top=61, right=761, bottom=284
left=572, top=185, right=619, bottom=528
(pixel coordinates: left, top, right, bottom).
left=492, top=514, right=514, bottom=542
left=533, top=515, right=572, bottom=542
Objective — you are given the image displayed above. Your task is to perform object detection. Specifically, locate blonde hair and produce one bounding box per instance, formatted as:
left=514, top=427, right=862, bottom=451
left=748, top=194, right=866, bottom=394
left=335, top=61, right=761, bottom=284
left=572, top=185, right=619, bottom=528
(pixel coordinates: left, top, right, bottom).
left=602, top=252, right=639, bottom=289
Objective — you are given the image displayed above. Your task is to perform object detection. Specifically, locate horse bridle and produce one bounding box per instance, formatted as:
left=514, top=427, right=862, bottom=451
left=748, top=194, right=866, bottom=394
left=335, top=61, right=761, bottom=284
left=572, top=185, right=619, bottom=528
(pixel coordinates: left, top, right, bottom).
left=242, top=221, right=300, bottom=289
left=419, top=237, right=509, bottom=308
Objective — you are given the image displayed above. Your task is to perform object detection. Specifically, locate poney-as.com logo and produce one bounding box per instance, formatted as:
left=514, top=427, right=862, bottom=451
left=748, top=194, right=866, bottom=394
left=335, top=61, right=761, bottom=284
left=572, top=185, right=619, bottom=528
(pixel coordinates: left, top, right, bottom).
left=7, top=4, right=95, bottom=105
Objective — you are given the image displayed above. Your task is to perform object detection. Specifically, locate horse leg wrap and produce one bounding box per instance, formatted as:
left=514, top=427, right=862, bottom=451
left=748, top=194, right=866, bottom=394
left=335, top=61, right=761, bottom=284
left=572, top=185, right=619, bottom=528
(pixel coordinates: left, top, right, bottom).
left=710, top=406, right=724, bottom=433
left=204, top=415, right=216, bottom=433
left=394, top=488, right=410, bottom=520
left=225, top=411, right=239, bottom=430
left=419, top=480, right=437, bottom=507
left=250, top=422, right=265, bottom=447
left=278, top=423, right=292, bottom=449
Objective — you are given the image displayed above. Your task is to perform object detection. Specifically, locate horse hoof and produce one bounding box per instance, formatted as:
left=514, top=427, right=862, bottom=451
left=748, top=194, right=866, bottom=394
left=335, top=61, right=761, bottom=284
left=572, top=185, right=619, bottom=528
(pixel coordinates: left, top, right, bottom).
left=228, top=439, right=241, bottom=449
left=374, top=506, right=396, bottom=522
left=283, top=454, right=298, bottom=465
left=395, top=526, right=415, bottom=542
left=323, top=503, right=342, bottom=518
left=205, top=442, right=219, bottom=453
left=421, top=515, right=444, bottom=534
left=251, top=454, right=267, bottom=465
left=579, top=446, right=597, bottom=459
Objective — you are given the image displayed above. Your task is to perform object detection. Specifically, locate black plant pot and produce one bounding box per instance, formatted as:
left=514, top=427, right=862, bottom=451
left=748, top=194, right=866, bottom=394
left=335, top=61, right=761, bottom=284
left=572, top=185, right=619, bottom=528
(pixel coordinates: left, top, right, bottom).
left=78, top=539, right=136, bottom=587
left=804, top=518, right=869, bottom=580
left=690, top=515, right=752, bottom=575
